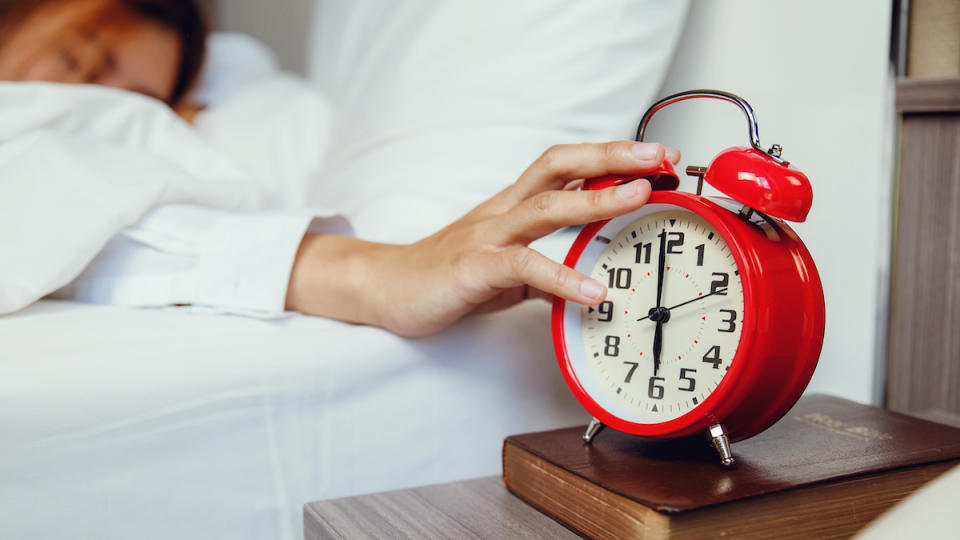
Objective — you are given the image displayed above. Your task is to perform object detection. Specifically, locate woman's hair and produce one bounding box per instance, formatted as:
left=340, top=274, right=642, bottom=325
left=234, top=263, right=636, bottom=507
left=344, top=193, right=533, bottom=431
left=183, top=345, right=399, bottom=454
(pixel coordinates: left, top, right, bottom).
left=0, top=0, right=208, bottom=105
left=125, top=0, right=208, bottom=104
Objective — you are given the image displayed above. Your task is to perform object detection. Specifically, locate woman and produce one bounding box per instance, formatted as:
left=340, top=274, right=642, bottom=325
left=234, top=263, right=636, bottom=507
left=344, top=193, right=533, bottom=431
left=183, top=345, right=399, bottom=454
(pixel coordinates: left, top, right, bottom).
left=0, top=0, right=205, bottom=107
left=0, top=0, right=680, bottom=336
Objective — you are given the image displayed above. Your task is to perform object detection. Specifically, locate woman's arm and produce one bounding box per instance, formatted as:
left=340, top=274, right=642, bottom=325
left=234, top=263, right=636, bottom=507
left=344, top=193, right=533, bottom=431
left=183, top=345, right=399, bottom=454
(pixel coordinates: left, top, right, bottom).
left=286, top=141, right=680, bottom=337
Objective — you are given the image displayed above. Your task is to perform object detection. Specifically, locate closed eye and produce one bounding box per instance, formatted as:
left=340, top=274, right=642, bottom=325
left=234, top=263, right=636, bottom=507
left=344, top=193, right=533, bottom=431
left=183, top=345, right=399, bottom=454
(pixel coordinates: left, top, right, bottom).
left=57, top=47, right=80, bottom=71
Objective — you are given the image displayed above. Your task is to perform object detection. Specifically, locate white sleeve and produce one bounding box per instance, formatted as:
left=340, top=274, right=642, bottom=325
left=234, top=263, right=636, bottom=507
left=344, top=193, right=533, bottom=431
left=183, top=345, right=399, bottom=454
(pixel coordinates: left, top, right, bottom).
left=53, top=204, right=352, bottom=318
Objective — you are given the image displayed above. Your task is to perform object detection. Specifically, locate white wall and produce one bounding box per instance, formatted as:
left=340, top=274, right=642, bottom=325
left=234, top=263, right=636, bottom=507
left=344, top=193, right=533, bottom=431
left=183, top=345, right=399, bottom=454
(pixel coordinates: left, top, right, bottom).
left=211, top=0, right=313, bottom=74
left=651, top=0, right=893, bottom=404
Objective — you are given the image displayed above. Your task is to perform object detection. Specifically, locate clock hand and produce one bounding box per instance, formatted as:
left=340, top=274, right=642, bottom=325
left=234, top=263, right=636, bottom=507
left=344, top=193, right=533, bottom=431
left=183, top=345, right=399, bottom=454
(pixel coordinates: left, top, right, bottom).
left=652, top=320, right=662, bottom=377
left=655, top=229, right=666, bottom=307
left=652, top=229, right=667, bottom=377
left=664, top=287, right=729, bottom=312
left=636, top=287, right=729, bottom=322
left=641, top=287, right=728, bottom=378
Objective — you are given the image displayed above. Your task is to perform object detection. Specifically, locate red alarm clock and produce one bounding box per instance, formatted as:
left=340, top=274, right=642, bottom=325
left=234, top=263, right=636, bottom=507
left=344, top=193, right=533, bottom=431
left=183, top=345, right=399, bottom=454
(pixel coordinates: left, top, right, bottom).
left=551, top=90, right=825, bottom=467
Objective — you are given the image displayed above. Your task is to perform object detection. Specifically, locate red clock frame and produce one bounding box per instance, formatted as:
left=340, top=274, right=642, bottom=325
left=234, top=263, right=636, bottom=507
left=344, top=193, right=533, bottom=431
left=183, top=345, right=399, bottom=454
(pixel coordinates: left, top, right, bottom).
left=551, top=190, right=825, bottom=442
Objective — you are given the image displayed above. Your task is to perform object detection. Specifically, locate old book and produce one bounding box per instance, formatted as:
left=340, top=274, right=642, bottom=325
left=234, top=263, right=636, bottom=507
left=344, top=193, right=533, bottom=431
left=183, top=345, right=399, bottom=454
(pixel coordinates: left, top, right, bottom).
left=503, top=394, right=960, bottom=540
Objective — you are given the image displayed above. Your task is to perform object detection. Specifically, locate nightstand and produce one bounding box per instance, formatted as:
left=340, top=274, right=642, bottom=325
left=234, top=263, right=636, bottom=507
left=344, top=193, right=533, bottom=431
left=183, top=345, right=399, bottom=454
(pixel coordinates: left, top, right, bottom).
left=303, top=476, right=577, bottom=539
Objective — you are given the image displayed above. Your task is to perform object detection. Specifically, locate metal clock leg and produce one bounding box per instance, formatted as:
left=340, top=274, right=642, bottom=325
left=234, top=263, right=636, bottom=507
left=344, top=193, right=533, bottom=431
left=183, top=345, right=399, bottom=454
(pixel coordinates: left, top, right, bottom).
left=583, top=418, right=605, bottom=444
left=708, top=423, right=735, bottom=468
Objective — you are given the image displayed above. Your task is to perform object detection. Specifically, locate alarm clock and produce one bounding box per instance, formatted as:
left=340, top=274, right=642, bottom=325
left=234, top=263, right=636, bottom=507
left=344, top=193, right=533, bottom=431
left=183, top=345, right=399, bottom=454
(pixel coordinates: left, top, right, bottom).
left=551, top=90, right=825, bottom=467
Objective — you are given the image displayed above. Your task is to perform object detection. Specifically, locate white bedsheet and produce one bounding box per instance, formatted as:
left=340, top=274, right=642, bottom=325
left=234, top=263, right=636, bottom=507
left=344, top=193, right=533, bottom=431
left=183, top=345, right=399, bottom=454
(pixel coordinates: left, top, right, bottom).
left=0, top=298, right=586, bottom=539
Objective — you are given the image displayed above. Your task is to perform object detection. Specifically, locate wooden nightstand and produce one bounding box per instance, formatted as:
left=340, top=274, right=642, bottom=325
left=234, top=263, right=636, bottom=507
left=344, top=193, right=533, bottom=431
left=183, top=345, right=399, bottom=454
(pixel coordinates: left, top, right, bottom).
left=303, top=476, right=577, bottom=539
left=887, top=77, right=960, bottom=427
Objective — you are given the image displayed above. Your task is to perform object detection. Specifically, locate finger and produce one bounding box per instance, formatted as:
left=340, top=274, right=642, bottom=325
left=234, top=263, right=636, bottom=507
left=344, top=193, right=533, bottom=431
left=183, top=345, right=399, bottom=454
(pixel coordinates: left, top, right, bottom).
left=470, top=286, right=527, bottom=315
left=563, top=179, right=585, bottom=191
left=495, top=178, right=652, bottom=244
left=525, top=286, right=553, bottom=302
left=464, top=173, right=585, bottom=224
left=470, top=284, right=553, bottom=316
left=475, top=247, right=607, bottom=306
left=665, top=146, right=682, bottom=164
left=510, top=141, right=666, bottom=202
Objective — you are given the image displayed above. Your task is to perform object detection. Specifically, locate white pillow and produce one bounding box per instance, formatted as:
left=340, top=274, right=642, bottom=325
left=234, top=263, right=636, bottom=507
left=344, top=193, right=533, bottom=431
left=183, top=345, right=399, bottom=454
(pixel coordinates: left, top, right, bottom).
left=307, top=0, right=689, bottom=242
left=191, top=33, right=335, bottom=209
left=193, top=75, right=334, bottom=209
left=192, top=32, right=279, bottom=107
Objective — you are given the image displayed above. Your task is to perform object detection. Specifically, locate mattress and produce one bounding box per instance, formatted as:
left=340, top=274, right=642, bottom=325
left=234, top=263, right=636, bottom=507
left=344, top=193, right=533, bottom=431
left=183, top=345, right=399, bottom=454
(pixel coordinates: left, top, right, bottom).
left=0, top=299, right=586, bottom=539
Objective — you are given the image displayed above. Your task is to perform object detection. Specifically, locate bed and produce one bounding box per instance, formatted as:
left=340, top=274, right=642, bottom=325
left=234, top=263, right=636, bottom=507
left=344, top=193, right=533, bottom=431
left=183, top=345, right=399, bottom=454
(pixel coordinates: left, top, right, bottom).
left=1, top=2, right=689, bottom=538
left=1, top=1, right=899, bottom=539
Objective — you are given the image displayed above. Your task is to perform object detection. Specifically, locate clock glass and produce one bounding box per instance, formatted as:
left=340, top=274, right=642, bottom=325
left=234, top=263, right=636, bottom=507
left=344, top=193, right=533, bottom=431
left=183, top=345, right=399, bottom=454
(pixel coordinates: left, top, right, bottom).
left=578, top=208, right=744, bottom=423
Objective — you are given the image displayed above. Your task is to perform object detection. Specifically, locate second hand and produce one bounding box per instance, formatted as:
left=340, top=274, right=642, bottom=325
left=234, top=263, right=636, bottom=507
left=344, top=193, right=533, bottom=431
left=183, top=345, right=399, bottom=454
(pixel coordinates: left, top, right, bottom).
left=636, top=287, right=729, bottom=322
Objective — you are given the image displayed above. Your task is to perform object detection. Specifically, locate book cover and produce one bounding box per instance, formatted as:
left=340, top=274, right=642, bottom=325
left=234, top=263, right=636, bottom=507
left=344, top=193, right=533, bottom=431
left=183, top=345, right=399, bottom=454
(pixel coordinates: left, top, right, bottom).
left=503, top=394, right=960, bottom=539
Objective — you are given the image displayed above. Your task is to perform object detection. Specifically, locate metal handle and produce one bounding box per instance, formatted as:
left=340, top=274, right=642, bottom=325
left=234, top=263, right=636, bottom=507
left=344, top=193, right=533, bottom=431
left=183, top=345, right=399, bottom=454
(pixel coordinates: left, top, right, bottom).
left=635, top=89, right=783, bottom=161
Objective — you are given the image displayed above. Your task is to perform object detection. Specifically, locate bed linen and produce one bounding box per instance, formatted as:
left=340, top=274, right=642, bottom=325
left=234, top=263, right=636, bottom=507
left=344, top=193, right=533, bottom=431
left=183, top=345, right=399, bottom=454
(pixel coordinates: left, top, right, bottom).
left=1, top=1, right=692, bottom=538
left=0, top=78, right=331, bottom=316
left=0, top=297, right=585, bottom=539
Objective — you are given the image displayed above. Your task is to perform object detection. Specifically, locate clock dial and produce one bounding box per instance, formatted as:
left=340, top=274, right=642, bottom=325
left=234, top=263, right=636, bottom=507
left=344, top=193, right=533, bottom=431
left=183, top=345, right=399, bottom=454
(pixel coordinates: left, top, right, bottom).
left=581, top=210, right=744, bottom=423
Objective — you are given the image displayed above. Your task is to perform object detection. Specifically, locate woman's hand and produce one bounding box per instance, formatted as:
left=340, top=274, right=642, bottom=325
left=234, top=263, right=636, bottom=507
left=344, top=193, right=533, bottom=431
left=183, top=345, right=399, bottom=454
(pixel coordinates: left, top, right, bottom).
left=287, top=141, right=680, bottom=337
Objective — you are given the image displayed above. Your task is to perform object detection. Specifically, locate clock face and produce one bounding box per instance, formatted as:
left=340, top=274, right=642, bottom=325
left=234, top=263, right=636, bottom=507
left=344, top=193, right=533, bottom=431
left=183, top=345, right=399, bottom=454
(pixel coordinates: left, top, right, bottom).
left=578, top=208, right=744, bottom=423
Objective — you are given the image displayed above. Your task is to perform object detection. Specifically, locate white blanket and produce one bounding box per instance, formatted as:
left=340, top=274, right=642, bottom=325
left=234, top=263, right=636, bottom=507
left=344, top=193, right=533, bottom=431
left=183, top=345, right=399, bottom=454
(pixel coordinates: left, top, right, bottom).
left=0, top=78, right=590, bottom=540
left=0, top=78, right=329, bottom=314
left=0, top=297, right=587, bottom=539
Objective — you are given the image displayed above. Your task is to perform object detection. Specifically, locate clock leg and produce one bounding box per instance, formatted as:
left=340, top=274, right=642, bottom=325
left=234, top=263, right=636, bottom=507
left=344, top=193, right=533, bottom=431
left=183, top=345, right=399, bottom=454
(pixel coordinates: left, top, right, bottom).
left=707, top=423, right=736, bottom=468
left=583, top=417, right=605, bottom=444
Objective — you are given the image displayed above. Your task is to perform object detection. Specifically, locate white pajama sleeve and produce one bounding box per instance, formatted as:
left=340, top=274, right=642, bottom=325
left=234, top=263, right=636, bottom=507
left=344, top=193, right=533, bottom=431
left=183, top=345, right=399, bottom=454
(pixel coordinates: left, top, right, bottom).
left=54, top=204, right=352, bottom=318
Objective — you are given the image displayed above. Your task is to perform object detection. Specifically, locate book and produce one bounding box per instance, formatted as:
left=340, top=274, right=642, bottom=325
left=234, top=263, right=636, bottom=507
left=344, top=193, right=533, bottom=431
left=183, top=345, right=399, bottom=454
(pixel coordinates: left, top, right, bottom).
left=502, top=394, right=960, bottom=540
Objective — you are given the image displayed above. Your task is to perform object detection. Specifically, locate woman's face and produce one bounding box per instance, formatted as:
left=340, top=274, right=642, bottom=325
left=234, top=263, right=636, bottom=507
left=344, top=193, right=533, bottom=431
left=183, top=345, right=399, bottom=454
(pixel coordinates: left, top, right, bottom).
left=0, top=0, right=181, bottom=102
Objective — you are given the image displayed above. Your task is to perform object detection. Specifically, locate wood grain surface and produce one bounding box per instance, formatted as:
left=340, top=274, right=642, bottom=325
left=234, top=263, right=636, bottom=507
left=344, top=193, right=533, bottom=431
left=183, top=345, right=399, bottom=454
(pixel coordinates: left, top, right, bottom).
left=888, top=78, right=960, bottom=425
left=896, top=78, right=960, bottom=113
left=304, top=476, right=578, bottom=539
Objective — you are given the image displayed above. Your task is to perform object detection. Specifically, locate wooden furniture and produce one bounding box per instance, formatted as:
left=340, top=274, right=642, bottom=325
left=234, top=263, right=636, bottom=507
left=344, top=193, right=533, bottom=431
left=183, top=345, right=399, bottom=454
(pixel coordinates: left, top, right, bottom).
left=903, top=0, right=959, bottom=78
left=303, top=477, right=578, bottom=539
left=887, top=77, right=960, bottom=427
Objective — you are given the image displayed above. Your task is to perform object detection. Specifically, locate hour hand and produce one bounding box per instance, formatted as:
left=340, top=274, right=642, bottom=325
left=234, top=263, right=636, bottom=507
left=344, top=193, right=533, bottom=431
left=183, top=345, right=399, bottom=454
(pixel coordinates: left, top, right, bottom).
left=653, top=320, right=662, bottom=376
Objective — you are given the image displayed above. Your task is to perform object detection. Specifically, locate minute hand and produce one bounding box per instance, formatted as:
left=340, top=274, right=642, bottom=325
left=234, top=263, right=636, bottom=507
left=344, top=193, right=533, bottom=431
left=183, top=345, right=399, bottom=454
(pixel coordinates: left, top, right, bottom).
left=636, top=287, right=729, bottom=322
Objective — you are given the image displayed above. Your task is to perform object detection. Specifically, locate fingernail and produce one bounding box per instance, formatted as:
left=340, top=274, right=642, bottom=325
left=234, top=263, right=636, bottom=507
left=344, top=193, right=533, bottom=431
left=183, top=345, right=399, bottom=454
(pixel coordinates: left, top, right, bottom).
left=616, top=181, right=641, bottom=199
left=580, top=278, right=606, bottom=300
left=632, top=142, right=661, bottom=161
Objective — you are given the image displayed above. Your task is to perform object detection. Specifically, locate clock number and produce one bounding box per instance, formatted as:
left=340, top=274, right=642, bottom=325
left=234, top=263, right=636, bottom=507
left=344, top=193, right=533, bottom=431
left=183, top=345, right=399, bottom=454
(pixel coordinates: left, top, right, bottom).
left=679, top=368, right=697, bottom=392
left=606, top=268, right=632, bottom=289
left=710, top=272, right=729, bottom=295
left=597, top=301, right=613, bottom=322
left=633, top=242, right=652, bottom=264
left=718, top=309, right=737, bottom=333
left=622, top=361, right=639, bottom=383
left=657, top=230, right=684, bottom=254
left=604, top=335, right=620, bottom=357
left=647, top=376, right=665, bottom=400
left=695, top=244, right=705, bottom=266
left=668, top=232, right=684, bottom=254
left=702, top=345, right=722, bottom=369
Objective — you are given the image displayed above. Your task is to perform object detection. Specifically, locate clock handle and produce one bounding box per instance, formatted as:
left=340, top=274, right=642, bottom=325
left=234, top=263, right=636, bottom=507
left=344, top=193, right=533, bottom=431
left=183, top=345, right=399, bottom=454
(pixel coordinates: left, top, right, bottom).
left=635, top=89, right=786, bottom=164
